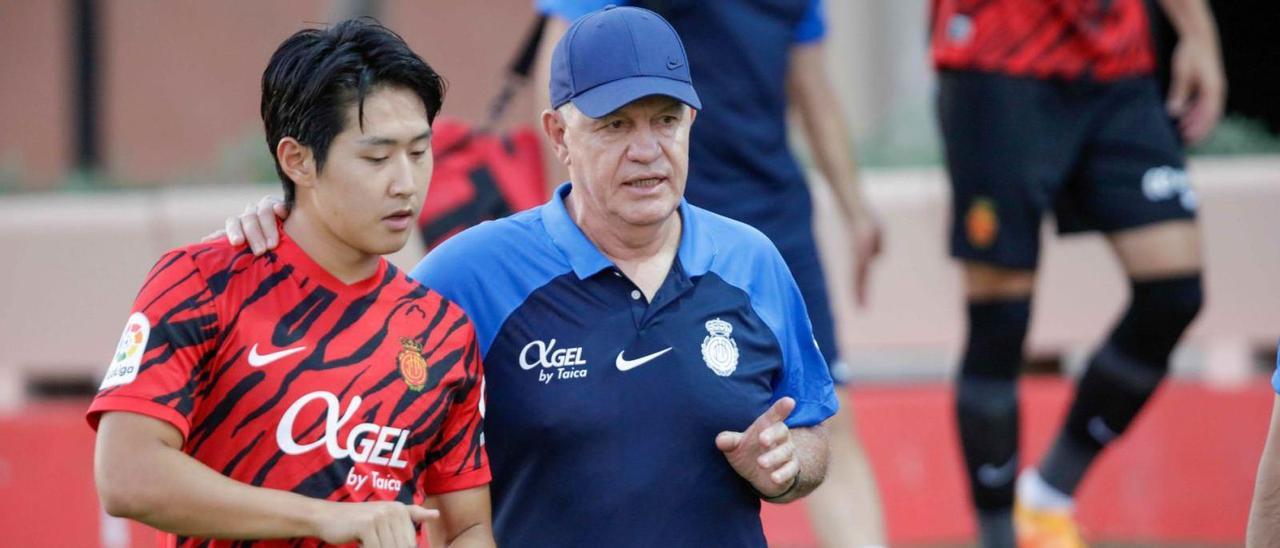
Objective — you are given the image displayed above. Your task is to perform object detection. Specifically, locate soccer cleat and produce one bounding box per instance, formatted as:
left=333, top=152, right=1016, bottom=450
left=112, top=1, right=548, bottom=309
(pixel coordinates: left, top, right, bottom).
left=1014, top=501, right=1086, bottom=548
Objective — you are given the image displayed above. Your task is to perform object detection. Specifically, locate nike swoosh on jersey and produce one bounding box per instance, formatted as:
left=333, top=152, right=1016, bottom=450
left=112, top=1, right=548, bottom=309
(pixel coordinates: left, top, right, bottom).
left=248, top=344, right=308, bottom=367
left=615, top=347, right=673, bottom=372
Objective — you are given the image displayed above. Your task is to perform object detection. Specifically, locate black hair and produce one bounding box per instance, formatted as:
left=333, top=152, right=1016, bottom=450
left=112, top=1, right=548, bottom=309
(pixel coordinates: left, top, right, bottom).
left=260, top=18, right=446, bottom=206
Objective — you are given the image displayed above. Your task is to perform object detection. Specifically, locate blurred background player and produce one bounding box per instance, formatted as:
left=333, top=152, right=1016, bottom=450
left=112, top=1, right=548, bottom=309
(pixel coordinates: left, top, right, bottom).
left=87, top=19, right=494, bottom=547
left=534, top=1, right=887, bottom=545
left=931, top=0, right=1225, bottom=545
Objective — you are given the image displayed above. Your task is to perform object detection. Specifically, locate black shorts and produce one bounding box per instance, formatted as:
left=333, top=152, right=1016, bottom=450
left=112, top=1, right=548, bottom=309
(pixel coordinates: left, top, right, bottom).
left=938, top=71, right=1196, bottom=270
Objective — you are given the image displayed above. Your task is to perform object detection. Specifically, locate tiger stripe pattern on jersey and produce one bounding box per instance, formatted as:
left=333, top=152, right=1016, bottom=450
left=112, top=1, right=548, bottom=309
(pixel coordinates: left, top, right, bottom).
left=931, top=0, right=1155, bottom=81
left=89, top=231, right=488, bottom=548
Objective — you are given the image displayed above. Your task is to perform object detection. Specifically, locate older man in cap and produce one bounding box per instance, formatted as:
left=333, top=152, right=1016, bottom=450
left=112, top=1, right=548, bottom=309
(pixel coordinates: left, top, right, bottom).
left=218, top=7, right=835, bottom=545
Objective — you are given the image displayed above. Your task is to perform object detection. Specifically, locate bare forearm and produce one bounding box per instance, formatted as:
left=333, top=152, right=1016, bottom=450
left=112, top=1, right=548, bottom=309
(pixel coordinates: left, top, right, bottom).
left=1156, top=0, right=1219, bottom=41
left=771, top=424, right=830, bottom=503
left=447, top=523, right=496, bottom=548
left=436, top=485, right=495, bottom=547
left=96, top=415, right=327, bottom=540
left=1249, top=470, right=1280, bottom=548
left=1248, top=397, right=1280, bottom=547
left=102, top=443, right=324, bottom=539
left=788, top=44, right=866, bottom=221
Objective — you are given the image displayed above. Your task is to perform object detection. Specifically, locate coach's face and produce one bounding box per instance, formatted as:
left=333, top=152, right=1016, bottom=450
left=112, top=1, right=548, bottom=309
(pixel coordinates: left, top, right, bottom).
left=298, top=85, right=433, bottom=256
left=549, top=96, right=694, bottom=228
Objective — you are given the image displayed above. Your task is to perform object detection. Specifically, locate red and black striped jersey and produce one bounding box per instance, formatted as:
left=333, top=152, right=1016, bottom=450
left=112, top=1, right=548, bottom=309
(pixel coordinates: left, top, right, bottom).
left=930, top=0, right=1155, bottom=81
left=87, top=228, right=488, bottom=547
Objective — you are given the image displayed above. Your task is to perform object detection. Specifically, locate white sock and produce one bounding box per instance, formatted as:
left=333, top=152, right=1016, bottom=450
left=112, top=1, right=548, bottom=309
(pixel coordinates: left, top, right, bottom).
left=1018, top=468, right=1074, bottom=511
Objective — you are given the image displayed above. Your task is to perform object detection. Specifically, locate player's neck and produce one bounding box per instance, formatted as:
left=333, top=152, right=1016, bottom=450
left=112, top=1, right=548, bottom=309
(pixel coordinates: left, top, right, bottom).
left=282, top=209, right=381, bottom=285
left=567, top=196, right=681, bottom=300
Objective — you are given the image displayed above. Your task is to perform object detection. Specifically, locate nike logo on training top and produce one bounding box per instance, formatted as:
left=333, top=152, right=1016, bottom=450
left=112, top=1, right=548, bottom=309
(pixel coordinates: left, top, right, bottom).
left=247, top=344, right=308, bottom=367
left=615, top=347, right=673, bottom=372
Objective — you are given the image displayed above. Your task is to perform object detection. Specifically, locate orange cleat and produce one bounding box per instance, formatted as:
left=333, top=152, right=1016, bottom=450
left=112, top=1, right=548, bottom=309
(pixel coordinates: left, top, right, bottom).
left=1014, top=501, right=1086, bottom=548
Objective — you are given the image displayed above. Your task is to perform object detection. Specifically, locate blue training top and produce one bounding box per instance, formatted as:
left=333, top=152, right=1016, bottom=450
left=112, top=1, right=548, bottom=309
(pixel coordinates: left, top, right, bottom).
left=1272, top=343, right=1280, bottom=393
left=412, top=184, right=836, bottom=546
left=539, top=0, right=826, bottom=251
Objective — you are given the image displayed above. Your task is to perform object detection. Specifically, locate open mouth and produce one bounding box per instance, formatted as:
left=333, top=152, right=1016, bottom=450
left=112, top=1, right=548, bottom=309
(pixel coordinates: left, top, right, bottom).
left=624, top=177, right=665, bottom=189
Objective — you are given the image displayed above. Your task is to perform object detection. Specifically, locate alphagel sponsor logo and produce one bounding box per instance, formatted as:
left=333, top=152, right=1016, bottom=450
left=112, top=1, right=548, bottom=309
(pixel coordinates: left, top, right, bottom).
left=277, top=391, right=409, bottom=469
left=519, top=339, right=588, bottom=383
left=519, top=339, right=587, bottom=369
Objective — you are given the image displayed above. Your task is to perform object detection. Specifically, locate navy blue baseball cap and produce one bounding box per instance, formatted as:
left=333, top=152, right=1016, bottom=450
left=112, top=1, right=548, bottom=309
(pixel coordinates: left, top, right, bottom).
left=549, top=5, right=701, bottom=118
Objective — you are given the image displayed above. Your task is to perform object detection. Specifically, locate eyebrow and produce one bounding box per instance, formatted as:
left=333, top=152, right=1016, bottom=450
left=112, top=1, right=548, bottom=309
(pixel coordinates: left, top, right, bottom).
left=356, top=129, right=432, bottom=146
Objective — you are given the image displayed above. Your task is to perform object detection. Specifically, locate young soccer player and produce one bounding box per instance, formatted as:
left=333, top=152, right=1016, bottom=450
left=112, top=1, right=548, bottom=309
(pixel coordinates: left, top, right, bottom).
left=88, top=19, right=494, bottom=547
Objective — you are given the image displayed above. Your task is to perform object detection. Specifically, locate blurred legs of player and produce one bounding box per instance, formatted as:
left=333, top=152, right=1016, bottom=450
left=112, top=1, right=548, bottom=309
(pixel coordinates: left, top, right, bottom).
left=957, top=220, right=1202, bottom=548
left=956, top=263, right=1034, bottom=548
left=1018, top=220, right=1201, bottom=548
left=805, top=390, right=886, bottom=548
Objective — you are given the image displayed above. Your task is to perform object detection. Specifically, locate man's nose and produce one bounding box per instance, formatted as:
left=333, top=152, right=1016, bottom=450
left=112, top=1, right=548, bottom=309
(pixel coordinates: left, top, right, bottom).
left=388, top=154, right=416, bottom=196
left=625, top=126, right=661, bottom=163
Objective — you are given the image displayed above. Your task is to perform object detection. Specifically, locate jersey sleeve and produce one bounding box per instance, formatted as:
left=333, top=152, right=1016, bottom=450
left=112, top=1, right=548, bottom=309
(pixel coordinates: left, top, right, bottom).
left=421, top=316, right=491, bottom=495
left=1273, top=342, right=1280, bottom=394
left=86, top=250, right=221, bottom=439
left=536, top=0, right=618, bottom=21
left=758, top=243, right=838, bottom=428
left=792, top=0, right=826, bottom=44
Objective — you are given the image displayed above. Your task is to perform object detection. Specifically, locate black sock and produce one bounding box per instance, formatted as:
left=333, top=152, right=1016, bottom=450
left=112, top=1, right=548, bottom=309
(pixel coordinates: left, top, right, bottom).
left=1040, top=275, right=1202, bottom=494
left=957, top=298, right=1030, bottom=512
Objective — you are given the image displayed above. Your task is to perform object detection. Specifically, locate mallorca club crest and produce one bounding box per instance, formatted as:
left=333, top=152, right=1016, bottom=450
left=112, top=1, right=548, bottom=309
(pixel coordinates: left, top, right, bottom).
left=965, top=196, right=999, bottom=250
left=397, top=338, right=428, bottom=391
left=701, top=318, right=738, bottom=377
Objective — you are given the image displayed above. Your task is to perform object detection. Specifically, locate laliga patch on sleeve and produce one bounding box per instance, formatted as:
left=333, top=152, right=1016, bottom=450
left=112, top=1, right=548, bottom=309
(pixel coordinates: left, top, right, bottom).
left=101, top=312, right=150, bottom=389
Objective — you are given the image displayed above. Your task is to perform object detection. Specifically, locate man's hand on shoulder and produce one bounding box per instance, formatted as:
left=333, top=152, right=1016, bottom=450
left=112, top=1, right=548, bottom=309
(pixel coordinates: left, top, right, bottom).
left=202, top=195, right=289, bottom=255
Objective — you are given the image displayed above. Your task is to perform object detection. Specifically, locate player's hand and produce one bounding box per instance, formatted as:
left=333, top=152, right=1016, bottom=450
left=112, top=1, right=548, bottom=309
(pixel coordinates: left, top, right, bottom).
left=849, top=207, right=884, bottom=309
left=715, top=397, right=799, bottom=499
left=312, top=500, right=437, bottom=547
left=1166, top=34, right=1226, bottom=145
left=200, top=195, right=289, bottom=255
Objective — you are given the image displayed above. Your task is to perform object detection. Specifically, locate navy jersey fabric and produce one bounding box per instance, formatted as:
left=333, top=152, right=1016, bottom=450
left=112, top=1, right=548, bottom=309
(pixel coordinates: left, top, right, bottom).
left=412, top=184, right=836, bottom=546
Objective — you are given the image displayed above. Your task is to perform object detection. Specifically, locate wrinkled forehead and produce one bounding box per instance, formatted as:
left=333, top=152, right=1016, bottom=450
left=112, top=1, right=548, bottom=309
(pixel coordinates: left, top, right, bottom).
left=608, top=95, right=684, bottom=117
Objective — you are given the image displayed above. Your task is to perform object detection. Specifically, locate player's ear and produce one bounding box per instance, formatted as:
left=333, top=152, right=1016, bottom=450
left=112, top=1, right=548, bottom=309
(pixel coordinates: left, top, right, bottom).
left=276, top=137, right=317, bottom=188
left=542, top=108, right=572, bottom=167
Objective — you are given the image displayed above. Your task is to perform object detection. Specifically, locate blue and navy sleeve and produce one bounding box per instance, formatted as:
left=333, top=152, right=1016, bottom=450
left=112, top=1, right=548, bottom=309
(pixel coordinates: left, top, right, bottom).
left=757, top=243, right=838, bottom=427
left=536, top=0, right=621, bottom=21
left=792, top=0, right=826, bottom=44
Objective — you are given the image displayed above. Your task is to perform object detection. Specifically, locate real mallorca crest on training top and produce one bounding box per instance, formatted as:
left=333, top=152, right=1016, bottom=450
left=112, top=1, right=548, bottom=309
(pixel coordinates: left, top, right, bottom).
left=87, top=225, right=489, bottom=548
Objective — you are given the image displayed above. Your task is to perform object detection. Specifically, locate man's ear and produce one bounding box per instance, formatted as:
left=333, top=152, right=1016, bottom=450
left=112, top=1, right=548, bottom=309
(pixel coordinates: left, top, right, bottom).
left=276, top=137, right=316, bottom=189
left=541, top=109, right=572, bottom=167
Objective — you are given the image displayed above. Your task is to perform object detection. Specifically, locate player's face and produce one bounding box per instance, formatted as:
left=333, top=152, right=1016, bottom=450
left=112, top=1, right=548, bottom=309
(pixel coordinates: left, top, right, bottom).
left=561, top=96, right=693, bottom=228
left=310, top=85, right=432, bottom=256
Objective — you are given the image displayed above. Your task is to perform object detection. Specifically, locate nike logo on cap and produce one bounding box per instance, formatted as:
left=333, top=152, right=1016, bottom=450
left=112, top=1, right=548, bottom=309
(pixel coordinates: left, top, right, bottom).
left=666, top=58, right=684, bottom=70
left=615, top=347, right=673, bottom=371
left=248, top=344, right=308, bottom=367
